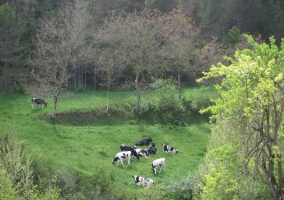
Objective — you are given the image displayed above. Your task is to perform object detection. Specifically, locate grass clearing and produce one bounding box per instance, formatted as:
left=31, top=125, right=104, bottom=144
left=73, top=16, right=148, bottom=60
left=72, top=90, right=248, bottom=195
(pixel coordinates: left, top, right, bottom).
left=0, top=86, right=214, bottom=199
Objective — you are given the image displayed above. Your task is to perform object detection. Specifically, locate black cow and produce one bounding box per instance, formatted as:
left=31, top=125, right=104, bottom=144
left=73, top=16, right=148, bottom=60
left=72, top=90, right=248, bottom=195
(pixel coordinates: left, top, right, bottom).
left=148, top=143, right=158, bottom=154
left=135, top=138, right=153, bottom=146
left=31, top=98, right=47, bottom=109
left=120, top=144, right=137, bottom=152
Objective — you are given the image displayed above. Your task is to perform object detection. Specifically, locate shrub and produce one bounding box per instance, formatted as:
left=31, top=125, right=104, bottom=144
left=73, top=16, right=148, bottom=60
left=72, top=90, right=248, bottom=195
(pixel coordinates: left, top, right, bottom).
left=75, top=83, right=86, bottom=93
left=140, top=78, right=186, bottom=124
left=0, top=168, right=17, bottom=200
left=0, top=131, right=62, bottom=200
left=165, top=172, right=198, bottom=200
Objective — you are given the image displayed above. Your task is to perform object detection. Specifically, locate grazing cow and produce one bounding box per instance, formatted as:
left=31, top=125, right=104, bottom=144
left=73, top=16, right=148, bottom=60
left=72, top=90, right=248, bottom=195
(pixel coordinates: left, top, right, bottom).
left=148, top=144, right=158, bottom=155
left=135, top=138, right=153, bottom=146
left=132, top=175, right=155, bottom=189
left=162, top=144, right=178, bottom=154
left=151, top=158, right=166, bottom=174
left=112, top=151, right=132, bottom=167
left=31, top=98, right=47, bottom=109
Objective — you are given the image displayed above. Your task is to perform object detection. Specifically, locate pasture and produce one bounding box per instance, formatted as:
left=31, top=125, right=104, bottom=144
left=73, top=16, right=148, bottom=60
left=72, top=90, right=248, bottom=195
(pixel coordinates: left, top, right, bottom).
left=0, top=87, right=213, bottom=199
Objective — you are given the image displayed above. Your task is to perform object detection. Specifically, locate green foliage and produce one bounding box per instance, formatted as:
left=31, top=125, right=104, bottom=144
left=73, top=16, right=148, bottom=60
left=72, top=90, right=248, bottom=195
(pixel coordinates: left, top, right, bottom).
left=0, top=131, right=36, bottom=199
left=0, top=130, right=62, bottom=200
left=165, top=172, right=198, bottom=199
left=200, top=144, right=243, bottom=199
left=197, top=34, right=284, bottom=199
left=75, top=83, right=86, bottom=93
left=0, top=168, right=17, bottom=200
left=140, top=78, right=186, bottom=124
left=189, top=86, right=218, bottom=114
left=222, top=26, right=242, bottom=48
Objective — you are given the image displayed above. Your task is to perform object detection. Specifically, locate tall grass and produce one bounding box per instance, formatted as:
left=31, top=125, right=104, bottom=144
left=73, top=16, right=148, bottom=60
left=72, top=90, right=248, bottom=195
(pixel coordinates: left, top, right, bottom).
left=0, top=86, right=216, bottom=199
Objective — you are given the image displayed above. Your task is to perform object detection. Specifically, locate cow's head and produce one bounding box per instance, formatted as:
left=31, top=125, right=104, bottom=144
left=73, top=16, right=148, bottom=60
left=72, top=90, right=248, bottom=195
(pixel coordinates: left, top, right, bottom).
left=151, top=164, right=157, bottom=174
left=112, top=157, right=119, bottom=165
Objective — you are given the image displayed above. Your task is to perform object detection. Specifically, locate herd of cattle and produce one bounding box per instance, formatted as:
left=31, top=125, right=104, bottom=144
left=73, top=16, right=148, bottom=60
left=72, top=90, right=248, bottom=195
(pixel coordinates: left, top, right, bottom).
left=111, top=138, right=178, bottom=189
left=31, top=98, right=178, bottom=189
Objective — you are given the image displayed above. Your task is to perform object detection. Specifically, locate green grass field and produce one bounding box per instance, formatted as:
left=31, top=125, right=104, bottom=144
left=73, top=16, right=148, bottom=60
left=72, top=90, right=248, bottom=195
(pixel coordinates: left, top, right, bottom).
left=0, top=87, right=214, bottom=199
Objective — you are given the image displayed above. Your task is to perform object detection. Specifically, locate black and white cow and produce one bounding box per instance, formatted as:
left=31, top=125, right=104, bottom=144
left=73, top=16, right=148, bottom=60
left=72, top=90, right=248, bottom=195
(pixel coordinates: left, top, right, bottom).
left=162, top=144, right=178, bottom=154
left=112, top=151, right=132, bottom=167
left=135, top=138, right=153, bottom=146
left=137, top=149, right=150, bottom=158
left=31, top=98, right=47, bottom=109
left=148, top=143, right=158, bottom=155
left=120, top=145, right=140, bottom=160
left=132, top=175, right=155, bottom=189
left=151, top=158, right=166, bottom=174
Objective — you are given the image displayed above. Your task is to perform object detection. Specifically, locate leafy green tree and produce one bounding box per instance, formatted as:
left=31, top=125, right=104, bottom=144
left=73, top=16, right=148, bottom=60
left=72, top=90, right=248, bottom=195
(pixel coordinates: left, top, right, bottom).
left=222, top=26, right=242, bottom=48
left=197, top=34, right=284, bottom=199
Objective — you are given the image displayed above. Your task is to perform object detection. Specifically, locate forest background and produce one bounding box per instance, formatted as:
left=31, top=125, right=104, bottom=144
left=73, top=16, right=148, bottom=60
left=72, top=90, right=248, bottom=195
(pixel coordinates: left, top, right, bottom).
left=1, top=0, right=284, bottom=199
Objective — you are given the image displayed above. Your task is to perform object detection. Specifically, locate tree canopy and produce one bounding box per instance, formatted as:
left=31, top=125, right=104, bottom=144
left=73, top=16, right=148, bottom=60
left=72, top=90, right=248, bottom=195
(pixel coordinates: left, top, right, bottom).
left=197, top=35, right=284, bottom=199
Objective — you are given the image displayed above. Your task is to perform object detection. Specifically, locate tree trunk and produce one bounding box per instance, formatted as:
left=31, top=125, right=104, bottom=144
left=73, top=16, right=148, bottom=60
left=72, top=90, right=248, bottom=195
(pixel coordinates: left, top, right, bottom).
left=4, top=28, right=8, bottom=93
left=135, top=73, right=140, bottom=113
left=93, top=68, right=97, bottom=90
left=262, top=157, right=281, bottom=200
left=178, top=68, right=181, bottom=100
left=106, top=85, right=109, bottom=113
left=52, top=88, right=61, bottom=118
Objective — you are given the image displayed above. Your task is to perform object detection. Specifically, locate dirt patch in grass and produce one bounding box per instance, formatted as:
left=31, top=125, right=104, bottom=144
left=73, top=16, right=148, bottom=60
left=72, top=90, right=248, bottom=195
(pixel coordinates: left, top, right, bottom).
left=46, top=104, right=135, bottom=125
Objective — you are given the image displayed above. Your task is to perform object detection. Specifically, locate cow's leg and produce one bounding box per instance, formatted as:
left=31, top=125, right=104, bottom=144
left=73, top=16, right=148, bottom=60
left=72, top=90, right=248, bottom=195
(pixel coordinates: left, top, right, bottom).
left=163, top=163, right=166, bottom=172
left=120, top=160, right=124, bottom=167
left=32, top=102, right=35, bottom=109
left=127, top=157, right=131, bottom=165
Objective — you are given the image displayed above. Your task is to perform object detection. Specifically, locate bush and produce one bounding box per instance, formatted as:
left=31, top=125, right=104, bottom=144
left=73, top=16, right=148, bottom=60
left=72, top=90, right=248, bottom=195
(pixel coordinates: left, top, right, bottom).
left=140, top=78, right=186, bottom=124
left=0, top=131, right=62, bottom=200
left=75, top=83, right=86, bottom=93
left=0, top=168, right=17, bottom=200
left=165, top=172, right=198, bottom=200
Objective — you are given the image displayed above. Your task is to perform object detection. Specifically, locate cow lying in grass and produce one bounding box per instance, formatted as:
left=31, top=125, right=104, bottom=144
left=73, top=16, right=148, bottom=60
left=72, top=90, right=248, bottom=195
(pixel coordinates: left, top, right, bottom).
left=151, top=158, right=166, bottom=174
left=120, top=144, right=137, bottom=151
left=148, top=143, right=158, bottom=154
left=31, top=98, right=47, bottom=109
left=162, top=144, right=178, bottom=154
left=136, top=144, right=158, bottom=158
left=132, top=175, right=155, bottom=189
left=135, top=138, right=153, bottom=146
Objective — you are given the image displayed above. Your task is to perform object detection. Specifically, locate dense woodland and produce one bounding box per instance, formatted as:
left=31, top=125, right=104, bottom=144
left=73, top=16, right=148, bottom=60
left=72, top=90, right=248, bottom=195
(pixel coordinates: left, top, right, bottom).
left=1, top=0, right=284, bottom=95
left=1, top=0, right=284, bottom=199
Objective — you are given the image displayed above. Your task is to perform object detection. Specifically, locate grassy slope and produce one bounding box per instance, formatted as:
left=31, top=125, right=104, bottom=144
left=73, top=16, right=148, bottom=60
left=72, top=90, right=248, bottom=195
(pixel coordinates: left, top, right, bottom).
left=0, top=88, right=212, bottom=199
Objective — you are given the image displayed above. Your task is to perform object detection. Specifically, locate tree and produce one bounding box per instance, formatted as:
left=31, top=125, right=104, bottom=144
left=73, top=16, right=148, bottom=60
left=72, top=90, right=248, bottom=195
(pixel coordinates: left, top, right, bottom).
left=94, top=9, right=160, bottom=113
left=30, top=1, right=91, bottom=118
left=197, top=35, right=284, bottom=199
left=97, top=47, right=120, bottom=113
left=157, top=9, right=198, bottom=99
left=0, top=3, right=24, bottom=93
